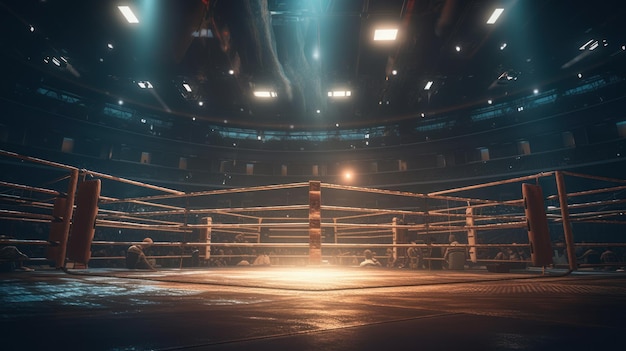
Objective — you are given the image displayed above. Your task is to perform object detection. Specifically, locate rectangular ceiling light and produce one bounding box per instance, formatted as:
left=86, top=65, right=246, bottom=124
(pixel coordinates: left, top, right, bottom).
left=373, top=29, right=398, bottom=41
left=254, top=91, right=277, bottom=98
left=182, top=83, right=192, bottom=92
left=118, top=6, right=139, bottom=24
left=328, top=90, right=352, bottom=98
left=137, top=81, right=153, bottom=89
left=486, top=8, right=504, bottom=24
left=424, top=81, right=433, bottom=90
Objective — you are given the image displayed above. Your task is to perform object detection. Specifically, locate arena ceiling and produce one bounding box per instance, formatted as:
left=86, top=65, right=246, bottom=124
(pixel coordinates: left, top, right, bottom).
left=2, top=0, right=625, bottom=130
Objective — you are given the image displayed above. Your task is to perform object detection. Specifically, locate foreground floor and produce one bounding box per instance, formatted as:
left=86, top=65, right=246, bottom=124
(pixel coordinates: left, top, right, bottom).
left=1, top=266, right=625, bottom=350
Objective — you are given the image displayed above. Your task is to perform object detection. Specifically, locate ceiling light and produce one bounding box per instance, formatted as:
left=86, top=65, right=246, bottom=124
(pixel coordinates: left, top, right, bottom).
left=192, top=29, right=213, bottom=38
left=533, top=88, right=539, bottom=94
left=488, top=99, right=493, bottom=104
left=228, top=69, right=235, bottom=75
left=486, top=8, right=504, bottom=24
left=118, top=100, right=124, bottom=105
left=182, top=83, right=192, bottom=92
left=500, top=43, right=507, bottom=50
left=579, top=39, right=599, bottom=51
left=391, top=69, right=397, bottom=75
left=577, top=73, right=583, bottom=78
left=118, top=6, right=139, bottom=24
left=455, top=45, right=461, bottom=52
left=254, top=91, right=278, bottom=98
left=137, top=81, right=153, bottom=89
left=328, top=90, right=351, bottom=98
left=424, top=81, right=433, bottom=90
left=107, top=43, right=114, bottom=49
left=29, top=25, right=35, bottom=32
left=198, top=101, right=204, bottom=106
left=373, top=29, right=398, bottom=41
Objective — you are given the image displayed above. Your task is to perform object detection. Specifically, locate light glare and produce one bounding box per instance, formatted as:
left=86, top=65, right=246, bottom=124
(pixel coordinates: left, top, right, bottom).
left=118, top=6, right=139, bottom=24
left=254, top=91, right=277, bottom=98
left=374, top=29, right=398, bottom=41
left=486, top=8, right=504, bottom=24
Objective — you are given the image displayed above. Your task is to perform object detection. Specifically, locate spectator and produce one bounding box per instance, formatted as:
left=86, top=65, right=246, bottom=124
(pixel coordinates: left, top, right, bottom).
left=253, top=253, right=271, bottom=266
left=600, top=247, right=618, bottom=271
left=126, top=238, right=156, bottom=270
left=577, top=247, right=601, bottom=269
left=407, top=241, right=423, bottom=269
left=0, top=245, right=33, bottom=272
left=385, top=247, right=397, bottom=268
left=359, top=249, right=381, bottom=267
left=494, top=247, right=510, bottom=261
left=444, top=235, right=466, bottom=270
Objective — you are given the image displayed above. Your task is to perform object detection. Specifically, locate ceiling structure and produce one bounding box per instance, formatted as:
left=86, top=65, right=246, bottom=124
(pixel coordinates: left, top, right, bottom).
left=2, top=0, right=625, bottom=131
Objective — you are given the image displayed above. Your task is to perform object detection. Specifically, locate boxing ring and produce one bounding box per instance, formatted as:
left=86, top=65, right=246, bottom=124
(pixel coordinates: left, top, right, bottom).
left=1, top=149, right=625, bottom=272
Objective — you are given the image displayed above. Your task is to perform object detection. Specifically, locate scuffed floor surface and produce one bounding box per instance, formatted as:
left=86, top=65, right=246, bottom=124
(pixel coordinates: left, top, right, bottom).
left=2, top=266, right=625, bottom=350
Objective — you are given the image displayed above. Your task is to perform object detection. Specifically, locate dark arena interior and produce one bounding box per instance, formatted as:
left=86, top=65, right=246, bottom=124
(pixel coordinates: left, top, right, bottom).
left=1, top=1, right=626, bottom=350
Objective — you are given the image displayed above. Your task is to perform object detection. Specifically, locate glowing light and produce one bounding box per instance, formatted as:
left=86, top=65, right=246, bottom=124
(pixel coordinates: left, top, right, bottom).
left=198, top=101, right=204, bottom=106
left=254, top=91, right=278, bottom=98
left=182, top=83, right=192, bottom=92
left=580, top=39, right=599, bottom=51
left=328, top=90, right=352, bottom=98
left=228, top=69, right=235, bottom=75
left=137, top=81, right=153, bottom=89
left=344, top=171, right=352, bottom=180
left=373, top=29, right=398, bottom=41
left=455, top=45, right=461, bottom=52
left=424, top=81, right=433, bottom=90
left=118, top=6, right=139, bottom=24
left=486, top=8, right=504, bottom=24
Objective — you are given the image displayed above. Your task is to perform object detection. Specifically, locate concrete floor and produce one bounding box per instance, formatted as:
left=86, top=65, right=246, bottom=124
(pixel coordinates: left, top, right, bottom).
left=2, top=265, right=626, bottom=350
